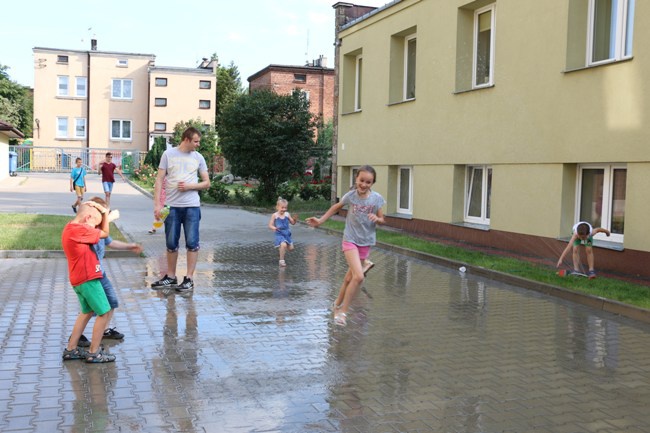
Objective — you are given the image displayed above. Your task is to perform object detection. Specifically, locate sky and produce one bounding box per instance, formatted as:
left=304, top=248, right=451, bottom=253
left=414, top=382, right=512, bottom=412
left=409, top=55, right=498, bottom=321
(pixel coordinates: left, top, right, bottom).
left=1, top=0, right=389, bottom=88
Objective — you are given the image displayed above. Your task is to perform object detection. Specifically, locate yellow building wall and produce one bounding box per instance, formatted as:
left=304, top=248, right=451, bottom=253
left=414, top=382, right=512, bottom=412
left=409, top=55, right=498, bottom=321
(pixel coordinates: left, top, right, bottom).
left=336, top=0, right=650, bottom=251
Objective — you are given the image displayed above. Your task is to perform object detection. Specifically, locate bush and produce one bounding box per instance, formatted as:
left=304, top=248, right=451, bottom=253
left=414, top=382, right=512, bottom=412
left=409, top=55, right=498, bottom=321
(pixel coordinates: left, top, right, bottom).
left=276, top=180, right=301, bottom=201
left=132, top=164, right=158, bottom=188
left=233, top=185, right=255, bottom=206
left=207, top=181, right=230, bottom=203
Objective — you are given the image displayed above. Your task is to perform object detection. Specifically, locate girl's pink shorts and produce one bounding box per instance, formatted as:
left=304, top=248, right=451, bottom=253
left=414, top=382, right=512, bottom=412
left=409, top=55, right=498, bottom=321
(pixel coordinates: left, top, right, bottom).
left=342, top=241, right=370, bottom=260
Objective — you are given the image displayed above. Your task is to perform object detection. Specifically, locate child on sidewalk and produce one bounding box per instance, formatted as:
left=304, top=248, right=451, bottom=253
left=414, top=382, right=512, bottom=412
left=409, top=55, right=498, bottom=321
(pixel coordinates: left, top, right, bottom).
left=557, top=221, right=611, bottom=279
left=70, top=157, right=87, bottom=213
left=61, top=200, right=116, bottom=363
left=268, top=197, right=298, bottom=266
left=89, top=197, right=142, bottom=341
left=307, top=165, right=385, bottom=326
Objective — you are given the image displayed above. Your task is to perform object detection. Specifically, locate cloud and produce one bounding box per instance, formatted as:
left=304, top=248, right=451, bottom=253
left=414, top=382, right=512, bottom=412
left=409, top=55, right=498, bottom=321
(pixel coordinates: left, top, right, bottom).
left=227, top=32, right=244, bottom=42
left=284, top=25, right=302, bottom=37
left=308, top=12, right=329, bottom=24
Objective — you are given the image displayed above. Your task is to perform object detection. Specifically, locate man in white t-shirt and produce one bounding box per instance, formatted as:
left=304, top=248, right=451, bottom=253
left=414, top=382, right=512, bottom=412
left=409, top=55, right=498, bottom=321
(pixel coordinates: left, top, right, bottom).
left=151, top=127, right=211, bottom=292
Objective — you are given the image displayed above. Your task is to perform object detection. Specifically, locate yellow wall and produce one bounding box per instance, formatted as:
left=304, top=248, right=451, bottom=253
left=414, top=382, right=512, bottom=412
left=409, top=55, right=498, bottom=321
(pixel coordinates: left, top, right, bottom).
left=336, top=0, right=649, bottom=251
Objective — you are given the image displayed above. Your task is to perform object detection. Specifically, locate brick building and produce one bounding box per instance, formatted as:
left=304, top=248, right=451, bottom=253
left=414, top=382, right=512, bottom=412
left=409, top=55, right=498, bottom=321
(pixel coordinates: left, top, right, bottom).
left=247, top=57, right=335, bottom=122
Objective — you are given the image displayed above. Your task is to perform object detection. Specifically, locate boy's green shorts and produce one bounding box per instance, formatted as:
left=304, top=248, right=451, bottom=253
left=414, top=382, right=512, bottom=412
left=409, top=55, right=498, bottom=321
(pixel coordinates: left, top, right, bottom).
left=73, top=279, right=111, bottom=315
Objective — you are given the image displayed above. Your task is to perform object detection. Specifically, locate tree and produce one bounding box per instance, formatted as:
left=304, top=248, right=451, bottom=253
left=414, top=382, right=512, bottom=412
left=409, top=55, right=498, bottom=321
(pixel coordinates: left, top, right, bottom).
left=220, top=89, right=315, bottom=203
left=172, top=119, right=219, bottom=175
left=213, top=56, right=244, bottom=134
left=0, top=65, right=33, bottom=139
left=144, top=136, right=167, bottom=168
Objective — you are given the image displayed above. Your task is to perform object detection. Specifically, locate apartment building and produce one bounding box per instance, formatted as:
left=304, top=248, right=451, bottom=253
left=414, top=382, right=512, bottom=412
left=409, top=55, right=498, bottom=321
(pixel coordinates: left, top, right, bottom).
left=33, top=41, right=216, bottom=152
left=334, top=0, right=649, bottom=278
left=248, top=57, right=335, bottom=122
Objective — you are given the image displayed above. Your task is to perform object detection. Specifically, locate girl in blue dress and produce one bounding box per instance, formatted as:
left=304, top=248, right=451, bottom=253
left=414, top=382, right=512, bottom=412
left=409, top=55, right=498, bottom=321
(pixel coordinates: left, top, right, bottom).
left=268, top=197, right=298, bottom=266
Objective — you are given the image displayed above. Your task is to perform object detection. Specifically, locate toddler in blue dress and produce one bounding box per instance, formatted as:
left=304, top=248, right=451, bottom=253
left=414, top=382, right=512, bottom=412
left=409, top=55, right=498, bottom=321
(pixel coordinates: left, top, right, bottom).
left=268, top=197, right=298, bottom=266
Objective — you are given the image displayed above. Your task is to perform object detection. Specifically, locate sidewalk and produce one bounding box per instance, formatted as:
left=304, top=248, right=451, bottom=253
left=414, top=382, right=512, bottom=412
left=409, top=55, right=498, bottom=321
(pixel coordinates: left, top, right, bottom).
left=2, top=173, right=650, bottom=433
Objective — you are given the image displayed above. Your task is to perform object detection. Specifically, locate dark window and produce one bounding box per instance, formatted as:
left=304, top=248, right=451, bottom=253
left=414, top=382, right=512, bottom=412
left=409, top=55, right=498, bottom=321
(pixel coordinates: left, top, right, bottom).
left=155, top=98, right=167, bottom=107
left=155, top=77, right=168, bottom=87
left=294, top=73, right=307, bottom=83
left=199, top=80, right=211, bottom=89
left=199, top=100, right=211, bottom=109
left=57, top=55, right=69, bottom=64
left=154, top=122, right=166, bottom=131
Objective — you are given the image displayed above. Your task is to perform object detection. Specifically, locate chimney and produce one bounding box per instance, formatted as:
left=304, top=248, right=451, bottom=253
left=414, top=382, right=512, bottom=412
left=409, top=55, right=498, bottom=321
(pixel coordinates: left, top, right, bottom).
left=91, top=39, right=97, bottom=51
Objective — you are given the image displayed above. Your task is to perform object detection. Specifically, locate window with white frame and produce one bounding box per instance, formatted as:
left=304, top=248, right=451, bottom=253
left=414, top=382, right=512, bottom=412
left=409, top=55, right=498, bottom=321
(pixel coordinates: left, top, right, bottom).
left=74, top=118, right=86, bottom=138
left=404, top=34, right=417, bottom=100
left=111, top=119, right=132, bottom=140
left=398, top=166, right=413, bottom=214
left=116, top=59, right=128, bottom=67
left=112, top=79, right=133, bottom=99
left=355, top=55, right=363, bottom=111
left=57, top=76, right=69, bottom=96
left=577, top=164, right=626, bottom=242
left=75, top=77, right=87, bottom=98
left=465, top=165, right=492, bottom=224
left=350, top=166, right=360, bottom=189
left=587, top=0, right=635, bottom=65
left=56, top=117, right=68, bottom=138
left=473, top=4, right=496, bottom=88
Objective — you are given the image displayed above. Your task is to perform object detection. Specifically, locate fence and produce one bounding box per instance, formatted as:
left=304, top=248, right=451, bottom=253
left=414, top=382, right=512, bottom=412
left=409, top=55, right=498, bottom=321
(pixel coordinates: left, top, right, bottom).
left=7, top=146, right=147, bottom=175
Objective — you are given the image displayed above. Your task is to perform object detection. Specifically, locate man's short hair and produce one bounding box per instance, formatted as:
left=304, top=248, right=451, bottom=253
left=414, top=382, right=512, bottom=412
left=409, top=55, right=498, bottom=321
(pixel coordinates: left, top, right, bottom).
left=182, top=127, right=202, bottom=142
left=105, top=152, right=112, bottom=157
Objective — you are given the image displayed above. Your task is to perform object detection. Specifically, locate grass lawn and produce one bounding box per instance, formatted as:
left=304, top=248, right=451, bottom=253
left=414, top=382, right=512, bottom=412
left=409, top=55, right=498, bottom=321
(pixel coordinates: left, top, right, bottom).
left=320, top=220, right=650, bottom=310
left=0, top=213, right=127, bottom=250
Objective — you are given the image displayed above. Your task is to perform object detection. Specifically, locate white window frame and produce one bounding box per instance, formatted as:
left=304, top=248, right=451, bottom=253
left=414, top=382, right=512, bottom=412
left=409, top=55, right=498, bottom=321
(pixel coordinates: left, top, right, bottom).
left=403, top=34, right=416, bottom=101
left=56, top=117, right=68, bottom=138
left=575, top=164, right=626, bottom=243
left=74, top=118, right=86, bottom=138
left=111, top=119, right=132, bottom=140
left=75, top=77, right=87, bottom=98
left=350, top=166, right=361, bottom=189
left=112, top=79, right=133, bottom=100
left=116, top=59, right=129, bottom=67
left=57, top=76, right=69, bottom=97
left=472, top=4, right=496, bottom=89
left=354, top=54, right=363, bottom=111
left=587, top=0, right=635, bottom=66
left=464, top=165, right=492, bottom=225
left=397, top=166, right=413, bottom=214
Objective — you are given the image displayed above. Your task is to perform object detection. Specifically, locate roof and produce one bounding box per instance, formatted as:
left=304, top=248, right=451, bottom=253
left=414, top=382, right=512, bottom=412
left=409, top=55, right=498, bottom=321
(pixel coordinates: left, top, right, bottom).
left=340, top=0, right=402, bottom=31
left=33, top=46, right=156, bottom=59
left=248, top=64, right=335, bottom=82
left=0, top=120, right=25, bottom=139
left=150, top=66, right=215, bottom=76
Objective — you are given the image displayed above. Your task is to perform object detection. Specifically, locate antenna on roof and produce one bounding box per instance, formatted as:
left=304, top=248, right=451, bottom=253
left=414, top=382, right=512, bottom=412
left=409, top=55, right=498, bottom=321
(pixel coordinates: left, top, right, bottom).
left=305, top=29, right=310, bottom=62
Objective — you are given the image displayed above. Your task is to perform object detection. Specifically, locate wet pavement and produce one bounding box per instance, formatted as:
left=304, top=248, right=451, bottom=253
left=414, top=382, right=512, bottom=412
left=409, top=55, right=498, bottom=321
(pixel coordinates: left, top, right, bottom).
left=1, top=173, right=650, bottom=433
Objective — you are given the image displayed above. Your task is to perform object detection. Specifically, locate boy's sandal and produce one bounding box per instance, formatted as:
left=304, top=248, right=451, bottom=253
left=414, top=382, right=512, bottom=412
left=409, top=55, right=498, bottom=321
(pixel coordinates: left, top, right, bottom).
left=279, top=260, right=287, bottom=267
left=62, top=348, right=88, bottom=361
left=334, top=312, right=347, bottom=326
left=588, top=270, right=597, bottom=279
left=86, top=347, right=116, bottom=363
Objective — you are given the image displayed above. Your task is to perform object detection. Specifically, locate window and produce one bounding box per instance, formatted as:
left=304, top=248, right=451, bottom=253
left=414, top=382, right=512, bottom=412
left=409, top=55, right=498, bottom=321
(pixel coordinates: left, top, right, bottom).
left=57, top=55, right=69, bottom=64
left=74, top=118, right=86, bottom=138
left=465, top=165, right=492, bottom=224
left=473, top=4, right=496, bottom=88
left=199, top=100, right=211, bottom=109
left=350, top=166, right=361, bottom=189
left=56, top=117, right=68, bottom=138
left=155, top=98, right=167, bottom=107
left=199, top=80, right=211, bottom=89
left=355, top=55, right=363, bottom=111
left=154, top=122, right=167, bottom=131
left=301, top=90, right=310, bottom=102
left=155, top=77, right=168, bottom=87
left=294, top=74, right=307, bottom=83
left=389, top=27, right=416, bottom=104
left=398, top=166, right=413, bottom=214
left=112, top=79, right=133, bottom=99
left=116, top=59, right=128, bottom=67
left=57, top=76, right=69, bottom=96
left=577, top=164, right=626, bottom=242
left=75, top=77, right=87, bottom=97
left=404, top=34, right=417, bottom=100
left=111, top=120, right=132, bottom=140
left=587, top=0, right=635, bottom=65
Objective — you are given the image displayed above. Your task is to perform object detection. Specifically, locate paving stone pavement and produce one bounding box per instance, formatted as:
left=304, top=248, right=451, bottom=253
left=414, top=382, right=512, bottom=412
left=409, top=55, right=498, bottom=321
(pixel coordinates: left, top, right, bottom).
left=1, top=173, right=650, bottom=433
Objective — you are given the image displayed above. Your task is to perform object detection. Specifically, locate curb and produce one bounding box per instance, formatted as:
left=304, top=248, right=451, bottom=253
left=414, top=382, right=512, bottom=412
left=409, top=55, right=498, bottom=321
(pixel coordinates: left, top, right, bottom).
left=319, top=227, right=650, bottom=325
left=0, top=250, right=142, bottom=259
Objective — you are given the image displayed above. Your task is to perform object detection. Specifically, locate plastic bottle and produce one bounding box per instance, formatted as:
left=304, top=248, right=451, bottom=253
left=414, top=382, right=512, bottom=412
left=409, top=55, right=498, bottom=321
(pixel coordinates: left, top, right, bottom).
left=153, top=205, right=170, bottom=229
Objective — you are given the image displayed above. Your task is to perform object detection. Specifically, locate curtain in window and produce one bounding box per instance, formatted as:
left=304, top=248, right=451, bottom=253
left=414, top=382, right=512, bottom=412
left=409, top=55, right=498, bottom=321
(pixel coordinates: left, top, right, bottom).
left=475, top=10, right=492, bottom=86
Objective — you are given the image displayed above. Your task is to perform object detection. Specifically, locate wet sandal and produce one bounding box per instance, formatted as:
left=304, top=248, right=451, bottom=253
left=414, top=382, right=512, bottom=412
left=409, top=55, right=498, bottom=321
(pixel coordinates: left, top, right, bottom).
left=363, top=261, right=375, bottom=276
left=334, top=312, right=347, bottom=326
left=86, top=347, right=116, bottom=363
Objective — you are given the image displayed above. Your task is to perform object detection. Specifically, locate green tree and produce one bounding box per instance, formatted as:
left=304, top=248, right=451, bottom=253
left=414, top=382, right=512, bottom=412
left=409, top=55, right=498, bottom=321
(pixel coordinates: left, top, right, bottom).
left=172, top=119, right=219, bottom=175
left=214, top=56, right=244, bottom=134
left=312, top=119, right=333, bottom=179
left=144, top=136, right=167, bottom=168
left=0, top=65, right=33, bottom=139
left=220, top=89, right=315, bottom=203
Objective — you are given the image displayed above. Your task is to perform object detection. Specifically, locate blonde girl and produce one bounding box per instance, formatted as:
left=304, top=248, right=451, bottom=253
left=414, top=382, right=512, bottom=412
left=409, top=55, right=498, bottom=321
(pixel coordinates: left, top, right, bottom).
left=307, top=165, right=385, bottom=326
left=268, top=197, right=298, bottom=266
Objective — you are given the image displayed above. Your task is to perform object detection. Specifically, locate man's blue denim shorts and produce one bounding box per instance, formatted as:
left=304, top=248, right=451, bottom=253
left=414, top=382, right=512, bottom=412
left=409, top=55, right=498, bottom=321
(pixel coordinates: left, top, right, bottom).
left=165, top=206, right=201, bottom=252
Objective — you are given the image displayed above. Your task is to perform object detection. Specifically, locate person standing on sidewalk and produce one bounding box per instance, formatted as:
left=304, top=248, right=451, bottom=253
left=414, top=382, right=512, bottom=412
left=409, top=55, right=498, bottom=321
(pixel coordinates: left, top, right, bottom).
left=151, top=127, right=210, bottom=293
left=70, top=157, right=87, bottom=213
left=98, top=152, right=126, bottom=207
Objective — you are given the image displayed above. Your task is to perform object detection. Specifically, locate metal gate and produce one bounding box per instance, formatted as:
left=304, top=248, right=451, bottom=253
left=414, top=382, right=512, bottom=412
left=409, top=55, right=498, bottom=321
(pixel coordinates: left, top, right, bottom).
left=7, top=146, right=147, bottom=174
